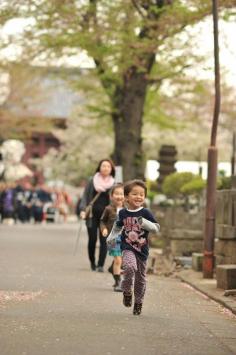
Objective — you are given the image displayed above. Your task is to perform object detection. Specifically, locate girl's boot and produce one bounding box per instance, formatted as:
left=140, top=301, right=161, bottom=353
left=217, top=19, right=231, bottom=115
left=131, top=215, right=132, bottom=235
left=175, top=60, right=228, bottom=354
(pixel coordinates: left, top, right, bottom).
left=114, top=275, right=122, bottom=292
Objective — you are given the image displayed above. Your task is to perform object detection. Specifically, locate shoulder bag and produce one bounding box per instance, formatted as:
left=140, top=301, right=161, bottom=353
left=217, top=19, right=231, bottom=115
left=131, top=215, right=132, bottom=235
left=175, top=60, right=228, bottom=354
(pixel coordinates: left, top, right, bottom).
left=85, top=192, right=101, bottom=220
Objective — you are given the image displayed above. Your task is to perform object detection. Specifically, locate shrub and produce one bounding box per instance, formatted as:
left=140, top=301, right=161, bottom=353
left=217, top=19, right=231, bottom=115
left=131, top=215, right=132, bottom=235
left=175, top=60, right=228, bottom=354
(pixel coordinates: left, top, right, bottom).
left=162, top=172, right=194, bottom=197
left=147, top=190, right=156, bottom=202
left=217, top=176, right=232, bottom=190
left=181, top=177, right=206, bottom=195
left=162, top=172, right=205, bottom=198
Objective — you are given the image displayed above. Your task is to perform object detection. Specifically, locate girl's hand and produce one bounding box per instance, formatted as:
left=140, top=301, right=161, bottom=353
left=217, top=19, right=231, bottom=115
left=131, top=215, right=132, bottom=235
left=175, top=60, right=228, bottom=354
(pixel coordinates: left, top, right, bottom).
left=80, top=211, right=86, bottom=220
left=102, top=228, right=108, bottom=237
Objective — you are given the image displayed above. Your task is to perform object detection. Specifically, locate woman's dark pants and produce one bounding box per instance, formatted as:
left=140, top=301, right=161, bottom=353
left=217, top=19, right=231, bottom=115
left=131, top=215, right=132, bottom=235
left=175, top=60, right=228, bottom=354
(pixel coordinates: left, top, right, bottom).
left=87, top=216, right=107, bottom=268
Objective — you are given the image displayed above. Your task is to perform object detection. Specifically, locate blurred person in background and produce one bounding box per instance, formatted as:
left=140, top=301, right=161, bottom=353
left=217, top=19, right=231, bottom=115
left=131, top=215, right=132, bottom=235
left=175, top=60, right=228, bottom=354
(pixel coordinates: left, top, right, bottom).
left=1, top=182, right=17, bottom=224
left=0, top=182, right=6, bottom=223
left=55, top=187, right=72, bottom=222
left=30, top=184, right=52, bottom=223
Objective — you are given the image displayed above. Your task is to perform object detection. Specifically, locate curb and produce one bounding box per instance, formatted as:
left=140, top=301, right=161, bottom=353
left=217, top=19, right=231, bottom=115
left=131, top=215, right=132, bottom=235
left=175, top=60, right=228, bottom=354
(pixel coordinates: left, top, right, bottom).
left=176, top=272, right=236, bottom=316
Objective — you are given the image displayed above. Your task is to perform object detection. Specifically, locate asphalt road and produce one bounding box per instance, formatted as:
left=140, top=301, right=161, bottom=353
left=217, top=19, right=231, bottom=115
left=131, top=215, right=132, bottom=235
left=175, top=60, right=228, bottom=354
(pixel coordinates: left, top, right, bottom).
left=0, top=223, right=236, bottom=355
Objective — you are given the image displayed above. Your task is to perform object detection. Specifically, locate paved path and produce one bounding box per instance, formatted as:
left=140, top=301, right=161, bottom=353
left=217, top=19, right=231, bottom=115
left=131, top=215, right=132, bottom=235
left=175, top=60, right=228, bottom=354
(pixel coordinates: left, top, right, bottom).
left=0, top=223, right=236, bottom=355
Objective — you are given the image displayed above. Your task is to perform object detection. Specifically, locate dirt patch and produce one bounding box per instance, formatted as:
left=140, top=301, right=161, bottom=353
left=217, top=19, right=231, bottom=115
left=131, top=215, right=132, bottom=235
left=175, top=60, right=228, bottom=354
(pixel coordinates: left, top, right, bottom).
left=0, top=290, right=44, bottom=308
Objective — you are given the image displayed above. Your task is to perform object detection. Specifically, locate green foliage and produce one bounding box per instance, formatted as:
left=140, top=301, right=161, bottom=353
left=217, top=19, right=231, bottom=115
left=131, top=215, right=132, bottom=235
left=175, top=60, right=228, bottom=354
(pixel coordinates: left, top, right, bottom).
left=162, top=172, right=205, bottom=197
left=162, top=172, right=194, bottom=197
left=146, top=179, right=158, bottom=202
left=217, top=176, right=232, bottom=190
left=180, top=176, right=206, bottom=195
left=147, top=179, right=158, bottom=193
left=222, top=9, right=236, bottom=21
left=1, top=1, right=219, bottom=105
left=144, top=88, right=181, bottom=129
left=147, top=190, right=156, bottom=203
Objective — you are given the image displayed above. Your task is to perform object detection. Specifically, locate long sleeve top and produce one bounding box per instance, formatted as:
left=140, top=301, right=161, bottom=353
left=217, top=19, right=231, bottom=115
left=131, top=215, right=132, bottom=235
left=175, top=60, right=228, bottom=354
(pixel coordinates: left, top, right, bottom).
left=116, top=207, right=159, bottom=261
left=100, top=204, right=118, bottom=235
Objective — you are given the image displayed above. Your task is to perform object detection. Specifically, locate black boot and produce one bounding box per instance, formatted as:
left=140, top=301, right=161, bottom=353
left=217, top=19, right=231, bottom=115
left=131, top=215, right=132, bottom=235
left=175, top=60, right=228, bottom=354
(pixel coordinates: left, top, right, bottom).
left=123, top=292, right=132, bottom=307
left=114, top=275, right=122, bottom=292
left=113, top=274, right=121, bottom=289
left=133, top=303, right=142, bottom=315
left=108, top=261, right=114, bottom=274
left=112, top=274, right=116, bottom=287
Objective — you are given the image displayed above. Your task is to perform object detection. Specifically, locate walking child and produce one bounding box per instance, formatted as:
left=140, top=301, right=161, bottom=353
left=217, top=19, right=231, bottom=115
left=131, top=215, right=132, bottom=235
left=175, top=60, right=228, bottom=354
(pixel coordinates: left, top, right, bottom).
left=100, top=183, right=124, bottom=292
left=113, top=179, right=160, bottom=315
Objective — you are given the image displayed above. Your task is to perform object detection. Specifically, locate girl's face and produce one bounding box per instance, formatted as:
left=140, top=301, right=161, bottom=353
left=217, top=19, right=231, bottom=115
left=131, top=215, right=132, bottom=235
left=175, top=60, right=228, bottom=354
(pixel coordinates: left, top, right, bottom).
left=99, top=161, right=113, bottom=177
left=126, top=185, right=145, bottom=210
left=111, top=187, right=124, bottom=206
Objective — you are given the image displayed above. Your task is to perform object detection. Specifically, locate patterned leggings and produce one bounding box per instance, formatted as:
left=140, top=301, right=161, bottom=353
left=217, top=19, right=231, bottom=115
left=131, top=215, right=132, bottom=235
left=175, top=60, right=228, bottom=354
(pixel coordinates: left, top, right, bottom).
left=121, top=250, right=147, bottom=304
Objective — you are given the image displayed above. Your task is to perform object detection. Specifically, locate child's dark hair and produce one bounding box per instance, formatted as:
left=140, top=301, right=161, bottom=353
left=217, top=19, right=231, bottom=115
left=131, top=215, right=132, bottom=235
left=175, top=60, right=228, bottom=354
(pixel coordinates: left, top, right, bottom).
left=96, top=159, right=116, bottom=177
left=124, top=179, right=147, bottom=197
left=110, top=183, right=124, bottom=196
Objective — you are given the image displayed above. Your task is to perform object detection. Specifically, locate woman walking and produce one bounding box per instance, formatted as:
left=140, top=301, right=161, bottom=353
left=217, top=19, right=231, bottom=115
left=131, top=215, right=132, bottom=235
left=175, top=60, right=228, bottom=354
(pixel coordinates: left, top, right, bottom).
left=80, top=159, right=115, bottom=272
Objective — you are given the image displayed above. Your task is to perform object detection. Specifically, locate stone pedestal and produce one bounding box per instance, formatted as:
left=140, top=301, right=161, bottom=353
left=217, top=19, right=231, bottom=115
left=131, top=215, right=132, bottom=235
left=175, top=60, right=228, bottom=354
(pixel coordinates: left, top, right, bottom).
left=215, top=190, right=236, bottom=265
left=216, top=265, right=236, bottom=290
left=192, top=253, right=203, bottom=271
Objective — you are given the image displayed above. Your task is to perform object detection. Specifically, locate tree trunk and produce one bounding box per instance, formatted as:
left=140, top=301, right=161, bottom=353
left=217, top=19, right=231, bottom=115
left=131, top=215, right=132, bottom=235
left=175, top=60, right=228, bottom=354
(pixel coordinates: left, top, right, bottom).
left=112, top=70, right=148, bottom=181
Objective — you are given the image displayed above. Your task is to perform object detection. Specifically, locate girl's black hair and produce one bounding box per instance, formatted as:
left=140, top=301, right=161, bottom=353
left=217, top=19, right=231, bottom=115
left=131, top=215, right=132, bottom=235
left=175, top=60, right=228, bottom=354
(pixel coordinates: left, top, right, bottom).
left=95, top=159, right=116, bottom=177
left=110, top=183, right=124, bottom=195
left=124, top=179, right=147, bottom=197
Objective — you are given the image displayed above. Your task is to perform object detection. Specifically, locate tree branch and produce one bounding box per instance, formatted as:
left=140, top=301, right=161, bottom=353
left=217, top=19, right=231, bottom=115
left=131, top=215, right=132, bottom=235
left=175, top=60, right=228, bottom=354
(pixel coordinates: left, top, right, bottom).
left=145, top=64, right=191, bottom=84
left=79, top=0, right=114, bottom=92
left=131, top=0, right=146, bottom=17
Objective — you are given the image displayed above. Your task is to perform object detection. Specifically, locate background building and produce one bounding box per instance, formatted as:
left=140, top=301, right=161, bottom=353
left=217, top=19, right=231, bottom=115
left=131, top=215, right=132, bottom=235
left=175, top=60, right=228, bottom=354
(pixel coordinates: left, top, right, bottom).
left=0, top=65, right=83, bottom=183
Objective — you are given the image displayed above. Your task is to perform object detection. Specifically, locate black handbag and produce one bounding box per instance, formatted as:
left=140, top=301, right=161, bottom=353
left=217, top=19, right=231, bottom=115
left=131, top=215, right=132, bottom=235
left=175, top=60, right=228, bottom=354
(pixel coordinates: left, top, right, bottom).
left=84, top=192, right=101, bottom=220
